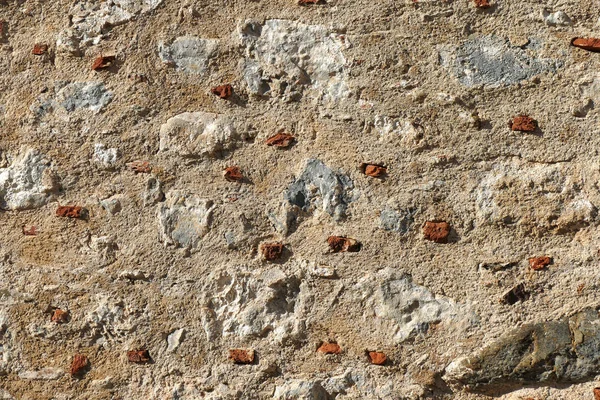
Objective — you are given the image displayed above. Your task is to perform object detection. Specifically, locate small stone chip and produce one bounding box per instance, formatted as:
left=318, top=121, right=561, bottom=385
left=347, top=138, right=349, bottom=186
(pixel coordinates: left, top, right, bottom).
left=229, top=349, right=254, bottom=364
left=266, top=133, right=295, bottom=148
left=509, top=115, right=537, bottom=132
left=91, top=55, right=115, bottom=71
left=56, top=206, right=84, bottom=219
left=368, top=351, right=387, bottom=365
left=528, top=256, right=552, bottom=271
left=260, top=242, right=285, bottom=261
left=474, top=0, right=490, bottom=8
left=571, top=38, right=600, bottom=53
left=70, top=354, right=89, bottom=377
left=224, top=166, right=243, bottom=182
left=594, top=387, right=600, bottom=400
left=51, top=309, right=69, bottom=323
left=422, top=221, right=450, bottom=243
left=32, top=43, right=48, bottom=55
left=501, top=283, right=529, bottom=305
left=127, top=160, right=152, bottom=173
left=317, top=342, right=342, bottom=354
left=298, top=0, right=320, bottom=4
left=361, top=163, right=387, bottom=178
left=327, top=236, right=361, bottom=252
left=127, top=349, right=151, bottom=363
left=211, top=84, right=233, bottom=99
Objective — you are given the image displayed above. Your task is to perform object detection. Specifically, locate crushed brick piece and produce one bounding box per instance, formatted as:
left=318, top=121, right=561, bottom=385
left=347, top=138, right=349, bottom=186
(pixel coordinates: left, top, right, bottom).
left=571, top=38, right=600, bottom=53
left=127, top=349, right=151, bottom=363
left=528, top=256, right=552, bottom=271
left=51, top=309, right=69, bottom=323
left=474, top=0, right=490, bottom=7
left=91, top=55, right=115, bottom=71
left=126, top=160, right=152, bottom=173
left=70, top=354, right=89, bottom=377
left=260, top=242, right=284, bottom=261
left=32, top=43, right=48, bottom=55
left=265, top=133, right=295, bottom=148
left=501, top=283, right=529, bottom=305
left=211, top=84, right=233, bottom=99
left=224, top=166, right=243, bottom=182
left=229, top=349, right=254, bottom=364
left=594, top=387, right=600, bottom=400
left=56, top=206, right=84, bottom=219
left=577, top=283, right=585, bottom=295
left=361, top=163, right=387, bottom=178
left=509, top=115, right=537, bottom=132
left=368, top=351, right=387, bottom=365
left=327, top=236, right=361, bottom=252
left=422, top=221, right=450, bottom=243
left=317, top=342, right=342, bottom=354
left=298, top=0, right=320, bottom=4
left=22, top=225, right=37, bottom=236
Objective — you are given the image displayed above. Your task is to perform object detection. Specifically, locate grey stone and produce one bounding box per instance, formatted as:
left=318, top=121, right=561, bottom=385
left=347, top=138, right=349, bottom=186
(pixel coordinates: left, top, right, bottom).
left=142, top=177, right=164, bottom=206
left=439, top=35, right=561, bottom=87
left=159, top=36, right=218, bottom=74
left=56, top=82, right=113, bottom=112
left=18, top=368, right=64, bottom=380
left=273, top=380, right=329, bottom=400
left=380, top=208, right=415, bottom=234
left=444, top=308, right=600, bottom=391
left=100, top=196, right=123, bottom=215
left=285, top=159, right=354, bottom=221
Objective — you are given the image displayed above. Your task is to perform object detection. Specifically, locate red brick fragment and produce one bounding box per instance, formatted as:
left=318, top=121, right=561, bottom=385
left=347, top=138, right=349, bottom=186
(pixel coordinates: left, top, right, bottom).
left=32, top=43, right=48, bottom=55
left=70, top=354, right=89, bottom=377
left=528, top=256, right=552, bottom=271
left=368, top=351, right=387, bottom=365
left=266, top=133, right=295, bottom=148
left=361, top=163, right=387, bottom=178
left=91, top=55, right=115, bottom=71
left=229, top=349, right=254, bottom=364
left=594, top=387, right=600, bottom=400
left=422, top=221, right=450, bottom=243
left=474, top=0, right=490, bottom=8
left=127, top=349, right=151, bottom=363
left=56, top=206, right=84, bottom=219
left=317, top=342, right=341, bottom=354
left=127, top=160, right=152, bottom=173
left=571, top=38, right=600, bottom=53
left=509, top=115, right=537, bottom=132
left=211, top=84, right=233, bottom=99
left=260, top=242, right=284, bottom=261
left=224, top=166, right=243, bottom=182
left=22, top=225, right=37, bottom=236
left=327, top=236, right=361, bottom=253
left=298, top=0, right=320, bottom=4
left=51, top=309, right=69, bottom=323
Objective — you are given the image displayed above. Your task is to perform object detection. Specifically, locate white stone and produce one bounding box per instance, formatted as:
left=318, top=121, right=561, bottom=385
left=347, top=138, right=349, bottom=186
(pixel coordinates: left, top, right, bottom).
left=541, top=9, right=572, bottom=26
left=0, top=149, right=57, bottom=210
left=273, top=380, right=329, bottom=400
left=158, top=191, right=215, bottom=250
left=100, top=195, right=123, bottom=215
left=93, top=144, right=119, bottom=168
left=55, top=82, right=113, bottom=113
left=88, top=235, right=118, bottom=267
left=167, top=328, right=185, bottom=352
left=18, top=368, right=64, bottom=380
left=159, top=112, right=240, bottom=158
left=85, top=294, right=134, bottom=343
left=158, top=36, right=218, bottom=74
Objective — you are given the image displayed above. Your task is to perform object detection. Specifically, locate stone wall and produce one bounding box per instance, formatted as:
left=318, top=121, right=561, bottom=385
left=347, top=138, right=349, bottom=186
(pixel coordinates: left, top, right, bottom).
left=1, top=0, right=600, bottom=399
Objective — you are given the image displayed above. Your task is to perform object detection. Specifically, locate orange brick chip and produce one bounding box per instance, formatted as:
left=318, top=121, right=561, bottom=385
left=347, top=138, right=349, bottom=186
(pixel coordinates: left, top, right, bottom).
left=127, top=160, right=152, bottom=173
left=229, top=349, right=254, bottom=364
left=528, top=256, right=552, bottom=271
left=266, top=133, right=295, bottom=148
left=32, top=43, right=48, bottom=55
left=51, top=309, right=69, bottom=323
left=127, top=349, right=151, bottom=363
left=327, top=236, right=361, bottom=252
left=571, top=38, right=600, bottom=53
left=261, top=242, right=285, bottom=261
left=509, top=115, right=537, bottom=132
left=422, top=221, right=450, bottom=243
left=224, top=166, right=243, bottom=182
left=368, top=351, right=387, bottom=365
left=70, top=354, right=89, bottom=377
left=361, top=163, right=387, bottom=178
left=56, top=206, right=84, bottom=219
left=92, top=55, right=115, bottom=71
left=211, top=84, right=233, bottom=99
left=317, top=342, right=342, bottom=354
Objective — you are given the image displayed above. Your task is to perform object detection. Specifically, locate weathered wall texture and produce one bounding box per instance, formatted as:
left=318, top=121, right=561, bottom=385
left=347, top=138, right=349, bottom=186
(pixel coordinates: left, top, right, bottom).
left=1, top=0, right=600, bottom=399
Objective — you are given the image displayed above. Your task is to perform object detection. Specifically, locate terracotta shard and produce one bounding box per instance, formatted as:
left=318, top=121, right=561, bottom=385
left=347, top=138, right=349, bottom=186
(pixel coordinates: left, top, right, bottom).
left=265, top=133, right=295, bottom=148
left=91, top=55, right=115, bottom=71
left=22, top=225, right=37, bottom=236
left=422, top=221, right=450, bottom=243
left=317, top=342, right=341, bottom=354
left=594, top=387, right=600, bottom=400
left=224, top=166, right=243, bottom=182
left=501, top=283, right=529, bottom=305
left=528, top=256, right=552, bottom=271
left=368, top=351, right=387, bottom=365
left=127, top=349, right=151, bottom=363
left=56, top=206, right=84, bottom=219
left=127, top=160, right=152, bottom=173
left=361, top=163, right=387, bottom=177
left=70, top=354, right=89, bottom=377
left=571, top=38, right=600, bottom=53
left=509, top=115, right=537, bottom=132
left=211, top=84, right=233, bottom=99
left=32, top=43, right=48, bottom=55
left=474, top=0, right=490, bottom=8
left=229, top=349, right=254, bottom=364
left=327, top=236, right=361, bottom=252
left=260, top=242, right=284, bottom=261
left=51, top=309, right=69, bottom=323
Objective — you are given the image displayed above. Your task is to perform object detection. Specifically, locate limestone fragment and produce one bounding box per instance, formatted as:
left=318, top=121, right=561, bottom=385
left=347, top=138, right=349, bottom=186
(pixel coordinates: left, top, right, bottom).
left=273, top=380, right=329, bottom=400
left=158, top=36, right=218, bottom=74
left=167, top=328, right=185, bottom=352
left=0, top=149, right=57, bottom=210
left=55, top=82, right=113, bottom=113
left=18, top=368, right=64, bottom=380
left=158, top=191, right=215, bottom=250
left=380, top=208, right=415, bottom=234
left=93, top=144, right=119, bottom=168
left=541, top=10, right=572, bottom=26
